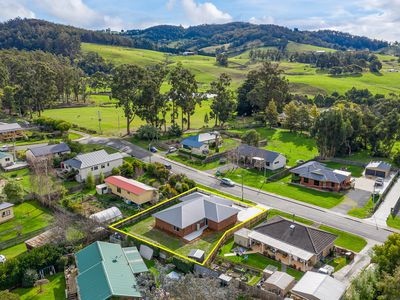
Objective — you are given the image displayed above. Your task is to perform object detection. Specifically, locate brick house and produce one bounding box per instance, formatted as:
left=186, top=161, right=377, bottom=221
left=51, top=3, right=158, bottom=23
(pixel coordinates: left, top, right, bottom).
left=234, top=216, right=337, bottom=272
left=290, top=161, right=352, bottom=192
left=152, top=192, right=240, bottom=240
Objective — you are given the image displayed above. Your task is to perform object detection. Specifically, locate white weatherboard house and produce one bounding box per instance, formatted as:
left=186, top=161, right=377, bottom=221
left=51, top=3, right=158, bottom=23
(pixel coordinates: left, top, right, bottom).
left=62, top=150, right=123, bottom=182
left=0, top=152, right=14, bottom=168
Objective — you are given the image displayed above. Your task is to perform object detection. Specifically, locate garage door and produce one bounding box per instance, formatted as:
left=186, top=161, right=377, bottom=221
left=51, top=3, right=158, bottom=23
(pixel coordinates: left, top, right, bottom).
left=375, top=171, right=386, bottom=178
left=365, top=169, right=376, bottom=176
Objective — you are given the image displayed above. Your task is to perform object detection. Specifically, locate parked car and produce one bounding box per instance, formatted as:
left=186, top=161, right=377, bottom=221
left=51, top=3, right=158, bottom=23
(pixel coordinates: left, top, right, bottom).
left=164, top=164, right=172, bottom=170
left=318, top=265, right=334, bottom=276
left=375, top=177, right=384, bottom=186
left=296, top=159, right=305, bottom=164
left=221, top=178, right=235, bottom=187
left=0, top=255, right=6, bottom=263
left=150, top=146, right=158, bottom=153
left=167, top=146, right=177, bottom=154
left=0, top=145, right=9, bottom=152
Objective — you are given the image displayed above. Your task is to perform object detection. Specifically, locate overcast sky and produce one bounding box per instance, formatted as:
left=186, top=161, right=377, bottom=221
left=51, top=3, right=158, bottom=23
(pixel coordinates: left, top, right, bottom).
left=0, top=0, right=398, bottom=41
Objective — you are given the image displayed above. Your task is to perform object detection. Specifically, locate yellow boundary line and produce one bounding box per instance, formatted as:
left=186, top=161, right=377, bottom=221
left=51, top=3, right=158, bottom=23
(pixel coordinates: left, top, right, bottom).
left=109, top=187, right=267, bottom=266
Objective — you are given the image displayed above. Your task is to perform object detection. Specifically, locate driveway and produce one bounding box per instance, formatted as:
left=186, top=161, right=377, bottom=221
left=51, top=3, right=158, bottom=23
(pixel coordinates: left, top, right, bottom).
left=354, top=177, right=375, bottom=193
left=332, top=188, right=372, bottom=214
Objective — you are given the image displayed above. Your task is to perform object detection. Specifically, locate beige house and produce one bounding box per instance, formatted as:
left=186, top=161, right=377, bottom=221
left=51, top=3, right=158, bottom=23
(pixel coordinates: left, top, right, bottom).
left=104, top=176, right=158, bottom=205
left=234, top=216, right=337, bottom=272
left=0, top=202, right=14, bottom=224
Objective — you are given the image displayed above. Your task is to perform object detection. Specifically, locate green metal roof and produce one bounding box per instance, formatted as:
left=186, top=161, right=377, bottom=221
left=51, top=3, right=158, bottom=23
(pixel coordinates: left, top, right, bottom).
left=76, top=241, right=148, bottom=300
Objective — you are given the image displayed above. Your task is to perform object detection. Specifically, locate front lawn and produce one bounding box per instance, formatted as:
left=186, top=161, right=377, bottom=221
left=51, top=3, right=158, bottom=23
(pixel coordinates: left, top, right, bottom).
left=13, top=273, right=66, bottom=300
left=167, top=153, right=225, bottom=171
left=386, top=215, right=400, bottom=230
left=225, top=169, right=344, bottom=209
left=266, top=209, right=314, bottom=225
left=218, top=238, right=304, bottom=280
left=227, top=128, right=318, bottom=166
left=125, top=216, right=224, bottom=257
left=0, top=201, right=53, bottom=242
left=326, top=256, right=349, bottom=272
left=347, top=197, right=374, bottom=219
left=319, top=225, right=367, bottom=253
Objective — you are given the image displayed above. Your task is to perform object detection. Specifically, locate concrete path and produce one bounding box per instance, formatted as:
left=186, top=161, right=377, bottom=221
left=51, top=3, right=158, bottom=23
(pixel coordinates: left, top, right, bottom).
left=370, top=178, right=400, bottom=227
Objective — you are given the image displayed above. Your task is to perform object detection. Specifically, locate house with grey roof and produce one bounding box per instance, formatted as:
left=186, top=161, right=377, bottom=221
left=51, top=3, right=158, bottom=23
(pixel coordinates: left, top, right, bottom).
left=0, top=202, right=14, bottom=224
left=26, top=142, right=71, bottom=162
left=365, top=161, right=391, bottom=178
left=0, top=152, right=14, bottom=168
left=234, top=216, right=337, bottom=272
left=62, top=150, right=123, bottom=182
left=153, top=191, right=240, bottom=241
left=236, top=144, right=286, bottom=170
left=0, top=123, right=24, bottom=141
left=290, top=161, right=352, bottom=192
left=75, top=241, right=148, bottom=300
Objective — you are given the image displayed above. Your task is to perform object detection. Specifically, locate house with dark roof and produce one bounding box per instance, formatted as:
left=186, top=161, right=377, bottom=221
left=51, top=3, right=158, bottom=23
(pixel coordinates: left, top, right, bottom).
left=62, top=150, right=123, bottom=182
left=104, top=175, right=158, bottom=205
left=75, top=241, right=148, bottom=300
left=365, top=161, right=391, bottom=178
left=152, top=191, right=240, bottom=241
left=290, top=161, right=352, bottom=192
left=26, top=142, right=71, bottom=162
left=234, top=216, right=337, bottom=272
left=236, top=144, right=286, bottom=170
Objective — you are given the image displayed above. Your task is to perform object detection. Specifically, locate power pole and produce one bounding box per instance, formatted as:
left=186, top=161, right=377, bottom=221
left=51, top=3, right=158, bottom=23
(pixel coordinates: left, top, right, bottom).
left=97, top=111, right=102, bottom=134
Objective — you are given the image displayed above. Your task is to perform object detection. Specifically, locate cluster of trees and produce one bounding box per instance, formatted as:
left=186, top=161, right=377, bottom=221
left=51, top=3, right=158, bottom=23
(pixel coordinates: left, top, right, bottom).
left=0, top=18, right=134, bottom=57
left=112, top=63, right=237, bottom=135
left=346, top=234, right=400, bottom=300
left=289, top=51, right=382, bottom=74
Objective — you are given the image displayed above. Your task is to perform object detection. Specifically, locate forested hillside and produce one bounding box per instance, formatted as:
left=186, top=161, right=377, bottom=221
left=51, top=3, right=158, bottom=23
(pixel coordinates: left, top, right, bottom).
left=125, top=22, right=389, bottom=54
left=0, top=18, right=134, bottom=57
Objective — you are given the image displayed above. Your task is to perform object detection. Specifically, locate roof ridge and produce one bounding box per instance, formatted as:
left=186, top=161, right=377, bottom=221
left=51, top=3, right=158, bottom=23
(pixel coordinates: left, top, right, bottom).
left=95, top=242, right=114, bottom=296
left=305, top=227, right=318, bottom=253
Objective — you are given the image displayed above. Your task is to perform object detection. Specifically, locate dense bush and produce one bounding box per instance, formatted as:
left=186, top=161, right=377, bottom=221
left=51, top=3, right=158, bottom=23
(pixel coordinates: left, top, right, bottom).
left=22, top=269, right=38, bottom=288
left=136, top=125, right=160, bottom=141
left=34, top=117, right=72, bottom=133
left=2, top=181, right=24, bottom=204
left=0, top=244, right=64, bottom=290
left=167, top=123, right=183, bottom=137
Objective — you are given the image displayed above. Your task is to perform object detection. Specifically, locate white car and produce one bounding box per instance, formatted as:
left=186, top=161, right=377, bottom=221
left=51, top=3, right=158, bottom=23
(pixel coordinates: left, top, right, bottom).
left=221, top=178, right=235, bottom=187
left=0, top=255, right=6, bottom=263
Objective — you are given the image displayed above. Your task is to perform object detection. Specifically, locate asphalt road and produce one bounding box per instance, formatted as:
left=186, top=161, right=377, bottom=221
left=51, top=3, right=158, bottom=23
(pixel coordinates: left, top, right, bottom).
left=81, top=136, right=394, bottom=243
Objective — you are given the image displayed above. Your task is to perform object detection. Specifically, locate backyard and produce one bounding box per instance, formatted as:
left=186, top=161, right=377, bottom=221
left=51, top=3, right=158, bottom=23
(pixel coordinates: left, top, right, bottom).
left=124, top=215, right=224, bottom=257
left=0, top=201, right=53, bottom=243
left=13, top=273, right=66, bottom=300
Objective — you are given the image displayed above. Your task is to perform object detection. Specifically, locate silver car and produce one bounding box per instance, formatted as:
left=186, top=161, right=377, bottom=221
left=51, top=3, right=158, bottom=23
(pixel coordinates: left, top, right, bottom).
left=221, top=178, right=235, bottom=187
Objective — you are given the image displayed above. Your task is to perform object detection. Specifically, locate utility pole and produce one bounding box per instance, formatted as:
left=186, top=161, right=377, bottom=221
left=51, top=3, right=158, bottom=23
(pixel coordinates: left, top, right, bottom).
left=117, top=115, right=120, bottom=136
left=97, top=111, right=102, bottom=134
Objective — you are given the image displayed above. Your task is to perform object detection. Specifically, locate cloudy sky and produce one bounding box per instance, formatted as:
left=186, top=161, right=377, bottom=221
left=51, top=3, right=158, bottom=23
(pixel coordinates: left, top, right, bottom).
left=0, top=0, right=398, bottom=41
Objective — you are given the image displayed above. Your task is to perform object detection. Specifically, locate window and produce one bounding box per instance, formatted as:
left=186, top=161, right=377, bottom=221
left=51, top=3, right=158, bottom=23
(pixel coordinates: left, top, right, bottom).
left=274, top=161, right=279, bottom=164
left=303, top=177, right=309, bottom=183
left=2, top=210, right=10, bottom=217
left=117, top=187, right=121, bottom=193
left=93, top=166, right=98, bottom=170
left=266, top=162, right=270, bottom=166
left=101, top=165, right=105, bottom=169
left=5, top=158, right=10, bottom=162
left=173, top=226, right=180, bottom=232
left=107, top=163, right=110, bottom=166
left=314, top=180, right=320, bottom=186
left=331, top=182, right=335, bottom=187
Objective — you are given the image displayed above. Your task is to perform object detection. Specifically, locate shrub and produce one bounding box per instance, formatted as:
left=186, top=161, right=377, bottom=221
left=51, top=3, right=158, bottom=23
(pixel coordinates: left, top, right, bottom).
left=86, top=172, right=95, bottom=189
left=111, top=167, right=121, bottom=175
left=120, top=162, right=134, bottom=178
left=98, top=172, right=105, bottom=184
left=167, top=123, right=183, bottom=137
left=2, top=181, right=24, bottom=204
left=136, top=125, right=160, bottom=141
left=241, top=129, right=261, bottom=146
left=22, top=269, right=38, bottom=288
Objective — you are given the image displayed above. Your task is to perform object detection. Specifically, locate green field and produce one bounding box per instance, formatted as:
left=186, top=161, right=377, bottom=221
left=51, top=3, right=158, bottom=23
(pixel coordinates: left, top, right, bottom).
left=319, top=225, right=367, bottom=252
left=228, top=128, right=318, bottom=166
left=43, top=97, right=212, bottom=136
left=1, top=168, right=32, bottom=193
left=0, top=242, right=27, bottom=259
left=13, top=273, right=66, bottom=300
left=0, top=201, right=53, bottom=242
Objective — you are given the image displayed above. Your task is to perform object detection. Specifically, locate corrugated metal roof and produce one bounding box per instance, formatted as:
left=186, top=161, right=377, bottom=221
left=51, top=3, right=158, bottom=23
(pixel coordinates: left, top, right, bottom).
left=181, top=136, right=204, bottom=148
left=105, top=176, right=156, bottom=195
left=265, top=271, right=295, bottom=290
left=237, top=144, right=282, bottom=163
left=29, top=142, right=70, bottom=157
left=63, top=150, right=123, bottom=169
left=0, top=123, right=22, bottom=133
left=292, top=271, right=346, bottom=300
left=0, top=202, right=14, bottom=210
left=75, top=241, right=147, bottom=300
left=366, top=161, right=391, bottom=171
